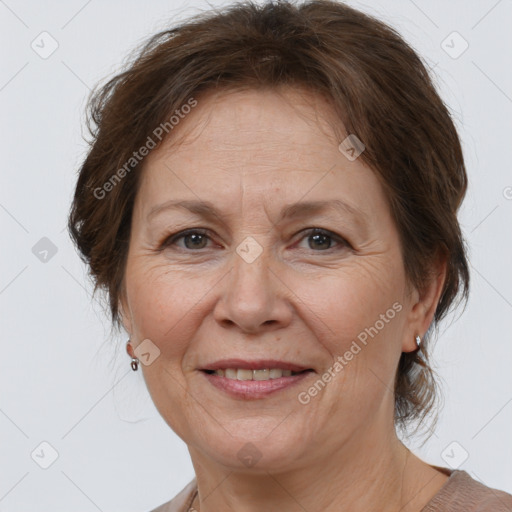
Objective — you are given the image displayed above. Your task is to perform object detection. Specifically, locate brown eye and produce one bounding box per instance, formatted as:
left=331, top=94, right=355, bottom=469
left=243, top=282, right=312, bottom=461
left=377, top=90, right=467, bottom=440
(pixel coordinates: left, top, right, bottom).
left=161, top=229, right=211, bottom=250
left=297, top=228, right=350, bottom=252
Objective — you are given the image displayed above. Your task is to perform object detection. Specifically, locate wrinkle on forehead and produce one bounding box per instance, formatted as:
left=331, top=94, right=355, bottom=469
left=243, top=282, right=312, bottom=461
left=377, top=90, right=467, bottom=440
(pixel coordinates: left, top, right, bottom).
left=133, top=85, right=390, bottom=245
left=147, top=84, right=347, bottom=162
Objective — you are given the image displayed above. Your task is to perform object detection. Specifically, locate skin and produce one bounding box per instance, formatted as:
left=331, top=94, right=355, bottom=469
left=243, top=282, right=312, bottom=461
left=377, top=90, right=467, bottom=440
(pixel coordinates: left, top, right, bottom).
left=122, top=86, right=449, bottom=511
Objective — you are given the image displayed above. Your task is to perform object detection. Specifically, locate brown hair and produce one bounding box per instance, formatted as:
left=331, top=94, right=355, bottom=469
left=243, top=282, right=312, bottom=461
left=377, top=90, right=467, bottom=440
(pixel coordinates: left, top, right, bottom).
left=68, top=0, right=470, bottom=433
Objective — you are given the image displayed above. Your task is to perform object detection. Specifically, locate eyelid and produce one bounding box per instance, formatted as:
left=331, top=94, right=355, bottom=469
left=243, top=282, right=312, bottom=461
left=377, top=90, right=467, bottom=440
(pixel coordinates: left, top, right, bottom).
left=159, top=228, right=212, bottom=250
left=295, top=227, right=350, bottom=250
left=159, top=227, right=351, bottom=251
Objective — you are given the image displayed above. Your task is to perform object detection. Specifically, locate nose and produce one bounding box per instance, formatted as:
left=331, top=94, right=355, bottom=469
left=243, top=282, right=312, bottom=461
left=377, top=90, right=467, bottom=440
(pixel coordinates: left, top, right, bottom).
left=213, top=245, right=293, bottom=333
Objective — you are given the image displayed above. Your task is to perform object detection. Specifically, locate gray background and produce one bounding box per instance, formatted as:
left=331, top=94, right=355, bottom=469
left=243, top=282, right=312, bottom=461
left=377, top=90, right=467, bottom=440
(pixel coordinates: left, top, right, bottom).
left=1, top=0, right=511, bottom=510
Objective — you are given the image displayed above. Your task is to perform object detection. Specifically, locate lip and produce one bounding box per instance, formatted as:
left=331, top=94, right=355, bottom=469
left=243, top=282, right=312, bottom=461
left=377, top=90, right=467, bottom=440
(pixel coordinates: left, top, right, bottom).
left=201, top=369, right=313, bottom=400
left=200, top=359, right=312, bottom=372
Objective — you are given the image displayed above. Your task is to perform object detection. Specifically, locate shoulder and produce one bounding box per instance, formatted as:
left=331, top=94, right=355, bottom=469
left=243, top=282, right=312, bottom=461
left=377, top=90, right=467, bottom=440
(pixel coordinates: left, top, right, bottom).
left=149, top=478, right=197, bottom=512
left=422, top=469, right=512, bottom=512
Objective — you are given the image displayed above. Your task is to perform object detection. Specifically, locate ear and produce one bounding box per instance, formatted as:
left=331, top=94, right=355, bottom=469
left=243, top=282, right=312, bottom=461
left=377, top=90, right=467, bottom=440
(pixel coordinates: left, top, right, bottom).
left=402, top=254, right=448, bottom=353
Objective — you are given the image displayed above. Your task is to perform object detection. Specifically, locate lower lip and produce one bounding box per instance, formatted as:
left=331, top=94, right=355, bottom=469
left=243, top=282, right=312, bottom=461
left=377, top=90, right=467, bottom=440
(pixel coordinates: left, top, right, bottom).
left=201, top=370, right=314, bottom=400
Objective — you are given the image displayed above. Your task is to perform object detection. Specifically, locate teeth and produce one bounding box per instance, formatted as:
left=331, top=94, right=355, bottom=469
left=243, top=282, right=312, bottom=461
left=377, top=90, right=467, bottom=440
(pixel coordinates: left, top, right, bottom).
left=237, top=369, right=253, bottom=380
left=253, top=369, right=269, bottom=381
left=213, top=368, right=296, bottom=380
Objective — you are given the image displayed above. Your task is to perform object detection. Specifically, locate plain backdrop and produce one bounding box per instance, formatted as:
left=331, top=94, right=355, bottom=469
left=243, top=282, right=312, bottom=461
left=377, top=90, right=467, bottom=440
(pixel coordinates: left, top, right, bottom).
left=1, top=0, right=511, bottom=510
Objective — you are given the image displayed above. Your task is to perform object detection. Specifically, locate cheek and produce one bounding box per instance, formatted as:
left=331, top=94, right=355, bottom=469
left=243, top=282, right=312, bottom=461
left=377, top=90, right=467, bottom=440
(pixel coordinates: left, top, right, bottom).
left=295, top=257, right=406, bottom=406
left=299, top=258, right=405, bottom=351
left=295, top=268, right=405, bottom=423
left=124, top=263, right=214, bottom=436
left=124, top=261, right=215, bottom=359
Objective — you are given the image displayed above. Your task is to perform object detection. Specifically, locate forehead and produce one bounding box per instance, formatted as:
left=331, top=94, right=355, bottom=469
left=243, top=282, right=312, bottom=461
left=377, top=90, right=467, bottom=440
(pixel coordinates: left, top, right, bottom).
left=134, top=86, right=388, bottom=225
left=147, top=86, right=345, bottom=167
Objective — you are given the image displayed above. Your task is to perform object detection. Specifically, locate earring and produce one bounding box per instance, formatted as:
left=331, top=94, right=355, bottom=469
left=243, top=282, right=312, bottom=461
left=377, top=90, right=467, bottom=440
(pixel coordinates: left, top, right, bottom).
left=126, top=340, right=139, bottom=371
left=415, top=335, right=422, bottom=349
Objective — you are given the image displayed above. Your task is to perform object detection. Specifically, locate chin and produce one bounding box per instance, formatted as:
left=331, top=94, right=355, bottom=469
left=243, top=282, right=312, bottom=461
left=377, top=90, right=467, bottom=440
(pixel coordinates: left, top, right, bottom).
left=193, top=423, right=310, bottom=473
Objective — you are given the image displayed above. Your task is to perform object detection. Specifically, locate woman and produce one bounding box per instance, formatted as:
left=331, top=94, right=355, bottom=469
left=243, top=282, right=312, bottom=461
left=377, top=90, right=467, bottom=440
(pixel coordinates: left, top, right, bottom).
left=68, top=1, right=512, bottom=510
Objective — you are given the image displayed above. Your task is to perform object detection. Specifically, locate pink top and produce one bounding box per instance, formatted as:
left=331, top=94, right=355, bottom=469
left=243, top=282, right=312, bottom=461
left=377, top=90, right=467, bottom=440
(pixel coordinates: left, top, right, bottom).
left=150, top=468, right=512, bottom=511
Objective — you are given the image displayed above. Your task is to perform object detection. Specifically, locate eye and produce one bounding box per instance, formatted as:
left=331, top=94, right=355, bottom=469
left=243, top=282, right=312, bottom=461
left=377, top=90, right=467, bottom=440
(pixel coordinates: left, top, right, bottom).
left=159, top=227, right=351, bottom=253
left=160, top=229, right=213, bottom=250
left=295, top=228, right=350, bottom=252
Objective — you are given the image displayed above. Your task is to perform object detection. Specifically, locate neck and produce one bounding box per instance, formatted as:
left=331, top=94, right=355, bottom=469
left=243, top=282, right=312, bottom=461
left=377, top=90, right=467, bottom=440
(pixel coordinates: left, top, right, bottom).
left=187, top=422, right=447, bottom=512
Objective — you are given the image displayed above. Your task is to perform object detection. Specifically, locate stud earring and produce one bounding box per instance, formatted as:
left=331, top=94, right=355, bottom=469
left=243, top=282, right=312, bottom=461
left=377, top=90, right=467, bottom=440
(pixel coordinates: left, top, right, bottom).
left=126, top=340, right=139, bottom=371
left=415, top=335, right=422, bottom=348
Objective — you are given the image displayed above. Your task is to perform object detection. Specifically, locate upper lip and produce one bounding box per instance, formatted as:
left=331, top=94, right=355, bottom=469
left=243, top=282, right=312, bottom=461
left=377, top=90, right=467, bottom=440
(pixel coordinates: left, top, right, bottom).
left=200, top=359, right=312, bottom=372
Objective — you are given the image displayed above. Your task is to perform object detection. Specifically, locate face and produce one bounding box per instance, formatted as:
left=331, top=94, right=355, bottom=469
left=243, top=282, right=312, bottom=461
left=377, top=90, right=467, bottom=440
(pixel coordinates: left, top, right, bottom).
left=121, top=86, right=430, bottom=473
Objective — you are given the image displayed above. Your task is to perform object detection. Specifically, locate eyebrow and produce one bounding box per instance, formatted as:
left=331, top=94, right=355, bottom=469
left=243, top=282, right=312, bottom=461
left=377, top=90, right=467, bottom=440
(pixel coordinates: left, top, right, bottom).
left=147, top=198, right=368, bottom=228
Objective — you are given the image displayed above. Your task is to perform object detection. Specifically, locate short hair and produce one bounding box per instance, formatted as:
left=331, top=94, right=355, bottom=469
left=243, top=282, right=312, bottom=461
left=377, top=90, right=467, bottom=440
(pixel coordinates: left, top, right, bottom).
left=68, top=0, right=470, bottom=433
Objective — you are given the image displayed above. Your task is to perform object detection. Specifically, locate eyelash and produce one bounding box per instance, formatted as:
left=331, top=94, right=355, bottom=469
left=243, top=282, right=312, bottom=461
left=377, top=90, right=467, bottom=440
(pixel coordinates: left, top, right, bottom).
left=159, top=228, right=351, bottom=253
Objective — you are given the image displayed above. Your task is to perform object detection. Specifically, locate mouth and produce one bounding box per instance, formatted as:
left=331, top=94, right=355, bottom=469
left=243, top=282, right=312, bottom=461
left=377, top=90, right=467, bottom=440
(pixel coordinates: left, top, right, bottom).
left=199, top=359, right=315, bottom=399
left=202, top=368, right=312, bottom=380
